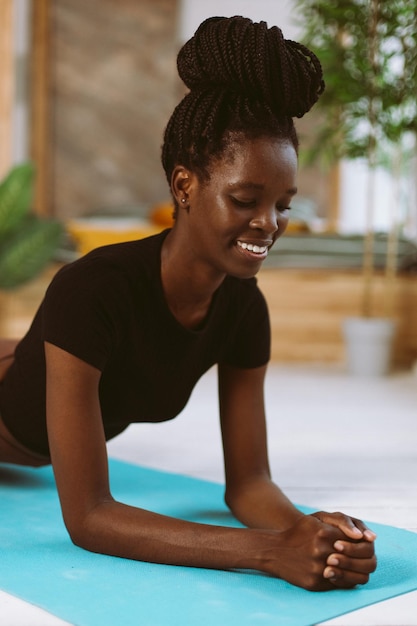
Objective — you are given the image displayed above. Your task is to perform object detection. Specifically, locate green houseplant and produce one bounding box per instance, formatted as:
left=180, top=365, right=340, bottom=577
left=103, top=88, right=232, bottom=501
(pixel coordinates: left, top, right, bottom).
left=0, top=162, right=63, bottom=290
left=296, top=0, right=417, bottom=374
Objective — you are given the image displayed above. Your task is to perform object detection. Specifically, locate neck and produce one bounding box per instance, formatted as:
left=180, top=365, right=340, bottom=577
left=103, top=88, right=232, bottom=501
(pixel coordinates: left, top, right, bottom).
left=161, top=228, right=225, bottom=330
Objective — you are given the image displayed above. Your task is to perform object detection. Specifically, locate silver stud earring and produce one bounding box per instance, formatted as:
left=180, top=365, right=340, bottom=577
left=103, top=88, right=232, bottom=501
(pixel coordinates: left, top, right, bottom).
left=181, top=198, right=186, bottom=203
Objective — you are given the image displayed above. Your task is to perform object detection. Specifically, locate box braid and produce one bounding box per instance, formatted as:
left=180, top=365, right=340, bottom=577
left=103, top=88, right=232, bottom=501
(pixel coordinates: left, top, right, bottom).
left=161, top=16, right=324, bottom=202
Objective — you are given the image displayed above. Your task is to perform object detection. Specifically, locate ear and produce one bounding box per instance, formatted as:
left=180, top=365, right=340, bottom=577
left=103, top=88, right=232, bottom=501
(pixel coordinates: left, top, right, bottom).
left=170, top=166, right=197, bottom=208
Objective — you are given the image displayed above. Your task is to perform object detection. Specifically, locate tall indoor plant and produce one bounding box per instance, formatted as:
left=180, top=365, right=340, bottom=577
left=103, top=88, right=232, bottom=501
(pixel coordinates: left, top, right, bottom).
left=296, top=0, right=417, bottom=374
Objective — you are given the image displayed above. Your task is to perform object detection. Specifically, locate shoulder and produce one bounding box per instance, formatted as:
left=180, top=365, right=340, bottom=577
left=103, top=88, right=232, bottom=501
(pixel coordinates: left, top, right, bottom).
left=49, top=230, right=168, bottom=294
left=40, top=232, right=169, bottom=369
left=42, top=230, right=169, bottom=330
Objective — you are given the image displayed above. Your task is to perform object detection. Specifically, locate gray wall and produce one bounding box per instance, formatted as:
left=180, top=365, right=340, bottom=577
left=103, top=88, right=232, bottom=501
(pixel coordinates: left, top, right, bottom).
left=51, top=0, right=180, bottom=219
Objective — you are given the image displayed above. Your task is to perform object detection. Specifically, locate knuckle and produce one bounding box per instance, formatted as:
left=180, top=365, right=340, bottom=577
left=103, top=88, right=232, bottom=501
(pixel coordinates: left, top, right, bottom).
left=304, top=574, right=323, bottom=592
left=317, top=526, right=331, bottom=540
left=312, top=542, right=329, bottom=563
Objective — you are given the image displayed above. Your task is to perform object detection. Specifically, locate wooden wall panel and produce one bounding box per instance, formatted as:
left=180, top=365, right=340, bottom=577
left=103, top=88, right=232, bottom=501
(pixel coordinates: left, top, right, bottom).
left=31, top=0, right=52, bottom=215
left=258, top=268, right=417, bottom=367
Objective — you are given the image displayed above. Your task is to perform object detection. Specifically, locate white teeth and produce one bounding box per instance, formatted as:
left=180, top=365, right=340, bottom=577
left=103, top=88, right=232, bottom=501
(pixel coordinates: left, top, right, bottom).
left=237, top=241, right=267, bottom=254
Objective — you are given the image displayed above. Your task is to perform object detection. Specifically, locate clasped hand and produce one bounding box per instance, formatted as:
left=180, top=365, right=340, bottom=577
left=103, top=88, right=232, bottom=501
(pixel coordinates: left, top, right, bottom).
left=311, top=510, right=377, bottom=590
left=263, top=511, right=377, bottom=591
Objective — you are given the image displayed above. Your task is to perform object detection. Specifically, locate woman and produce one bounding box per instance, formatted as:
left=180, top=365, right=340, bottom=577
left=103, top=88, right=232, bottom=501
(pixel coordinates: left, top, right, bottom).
left=0, top=16, right=376, bottom=591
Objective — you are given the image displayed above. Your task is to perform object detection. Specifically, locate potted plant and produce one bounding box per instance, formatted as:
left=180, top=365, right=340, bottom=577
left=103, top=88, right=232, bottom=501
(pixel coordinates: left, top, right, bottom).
left=0, top=162, right=63, bottom=330
left=296, top=0, right=417, bottom=375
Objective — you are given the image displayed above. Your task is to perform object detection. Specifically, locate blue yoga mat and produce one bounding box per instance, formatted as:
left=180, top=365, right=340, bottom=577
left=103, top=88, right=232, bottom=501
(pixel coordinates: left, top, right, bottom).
left=1, top=458, right=416, bottom=626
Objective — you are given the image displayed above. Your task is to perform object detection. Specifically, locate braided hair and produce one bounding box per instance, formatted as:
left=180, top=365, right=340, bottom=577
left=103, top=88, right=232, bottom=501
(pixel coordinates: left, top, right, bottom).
left=161, top=16, right=324, bottom=200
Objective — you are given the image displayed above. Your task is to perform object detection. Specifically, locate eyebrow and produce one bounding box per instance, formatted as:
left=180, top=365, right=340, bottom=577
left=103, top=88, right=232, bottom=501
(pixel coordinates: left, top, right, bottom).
left=228, top=182, right=298, bottom=195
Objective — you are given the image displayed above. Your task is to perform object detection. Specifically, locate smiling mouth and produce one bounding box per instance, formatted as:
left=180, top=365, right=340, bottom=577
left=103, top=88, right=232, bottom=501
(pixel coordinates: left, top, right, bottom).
left=237, top=240, right=269, bottom=255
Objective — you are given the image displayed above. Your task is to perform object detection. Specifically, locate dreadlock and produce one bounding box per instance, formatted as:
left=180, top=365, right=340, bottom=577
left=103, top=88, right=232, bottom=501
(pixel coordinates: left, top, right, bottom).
left=161, top=16, right=324, bottom=198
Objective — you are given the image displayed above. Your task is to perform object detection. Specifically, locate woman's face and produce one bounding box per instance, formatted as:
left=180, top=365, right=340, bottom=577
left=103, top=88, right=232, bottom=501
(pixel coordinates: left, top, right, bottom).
left=175, top=136, right=298, bottom=280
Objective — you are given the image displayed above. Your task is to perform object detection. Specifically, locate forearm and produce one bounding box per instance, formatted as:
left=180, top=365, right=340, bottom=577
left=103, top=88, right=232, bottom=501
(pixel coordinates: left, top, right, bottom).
left=65, top=491, right=375, bottom=591
left=70, top=497, right=269, bottom=572
left=225, top=476, right=304, bottom=531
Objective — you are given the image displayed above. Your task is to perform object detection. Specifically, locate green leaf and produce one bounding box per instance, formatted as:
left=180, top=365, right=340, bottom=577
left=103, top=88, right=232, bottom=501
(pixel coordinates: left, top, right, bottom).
left=0, top=163, right=34, bottom=241
left=295, top=0, right=417, bottom=168
left=0, top=218, right=63, bottom=289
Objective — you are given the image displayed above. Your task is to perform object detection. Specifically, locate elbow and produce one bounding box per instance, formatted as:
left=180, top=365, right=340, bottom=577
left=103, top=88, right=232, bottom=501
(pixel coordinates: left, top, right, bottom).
left=224, top=486, right=243, bottom=519
left=67, top=526, right=91, bottom=552
left=65, top=517, right=97, bottom=552
left=63, top=498, right=114, bottom=553
left=224, top=476, right=256, bottom=512
left=224, top=488, right=233, bottom=511
left=224, top=489, right=251, bottom=527
left=224, top=473, right=273, bottom=525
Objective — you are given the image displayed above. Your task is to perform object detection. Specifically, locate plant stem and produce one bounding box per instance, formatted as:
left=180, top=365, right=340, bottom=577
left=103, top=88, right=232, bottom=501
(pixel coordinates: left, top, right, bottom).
left=384, top=146, right=401, bottom=318
left=361, top=0, right=379, bottom=318
left=362, top=164, right=376, bottom=318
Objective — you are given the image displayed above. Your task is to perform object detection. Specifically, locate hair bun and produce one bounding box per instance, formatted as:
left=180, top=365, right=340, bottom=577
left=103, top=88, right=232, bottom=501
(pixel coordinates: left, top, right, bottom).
left=177, top=16, right=324, bottom=118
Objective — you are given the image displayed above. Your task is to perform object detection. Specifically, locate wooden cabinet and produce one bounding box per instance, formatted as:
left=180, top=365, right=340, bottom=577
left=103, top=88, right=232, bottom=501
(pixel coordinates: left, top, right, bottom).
left=258, top=268, right=417, bottom=367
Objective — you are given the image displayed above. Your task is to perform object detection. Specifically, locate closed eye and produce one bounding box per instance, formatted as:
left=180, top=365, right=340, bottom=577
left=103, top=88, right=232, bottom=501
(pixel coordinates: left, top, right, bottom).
left=230, top=196, right=256, bottom=208
left=277, top=205, right=292, bottom=213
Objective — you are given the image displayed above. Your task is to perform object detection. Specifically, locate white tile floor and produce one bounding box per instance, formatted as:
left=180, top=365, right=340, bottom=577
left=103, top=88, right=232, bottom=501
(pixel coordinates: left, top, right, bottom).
left=2, top=363, right=417, bottom=626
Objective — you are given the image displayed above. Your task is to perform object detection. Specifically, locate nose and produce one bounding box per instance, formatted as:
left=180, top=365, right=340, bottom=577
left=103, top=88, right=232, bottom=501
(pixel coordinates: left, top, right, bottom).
left=249, top=206, right=279, bottom=234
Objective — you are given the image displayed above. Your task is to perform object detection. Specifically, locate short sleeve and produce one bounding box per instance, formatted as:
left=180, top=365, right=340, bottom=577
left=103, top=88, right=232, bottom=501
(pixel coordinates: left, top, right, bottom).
left=41, top=257, right=129, bottom=371
left=221, top=281, right=271, bottom=369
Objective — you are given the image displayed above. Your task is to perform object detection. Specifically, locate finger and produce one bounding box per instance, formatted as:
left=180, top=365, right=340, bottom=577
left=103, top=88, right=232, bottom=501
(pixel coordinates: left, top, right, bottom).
left=323, top=565, right=371, bottom=588
left=333, top=540, right=376, bottom=558
left=326, top=552, right=377, bottom=575
left=335, top=517, right=365, bottom=540
left=313, top=511, right=366, bottom=540
left=349, top=517, right=377, bottom=542
left=364, top=529, right=377, bottom=541
left=332, top=514, right=377, bottom=542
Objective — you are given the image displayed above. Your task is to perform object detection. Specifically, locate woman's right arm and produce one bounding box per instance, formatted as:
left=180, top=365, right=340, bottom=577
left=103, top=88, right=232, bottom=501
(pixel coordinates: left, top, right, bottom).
left=45, top=341, right=349, bottom=590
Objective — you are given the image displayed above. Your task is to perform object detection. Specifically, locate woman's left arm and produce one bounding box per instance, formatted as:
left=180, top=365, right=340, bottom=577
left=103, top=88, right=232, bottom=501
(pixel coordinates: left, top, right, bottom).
left=218, top=362, right=303, bottom=530
left=218, top=363, right=377, bottom=584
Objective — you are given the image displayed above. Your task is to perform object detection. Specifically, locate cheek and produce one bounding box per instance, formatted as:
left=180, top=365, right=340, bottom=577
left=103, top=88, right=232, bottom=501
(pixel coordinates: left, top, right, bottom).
left=206, top=197, right=236, bottom=229
left=277, top=213, right=290, bottom=235
left=194, top=189, right=224, bottom=219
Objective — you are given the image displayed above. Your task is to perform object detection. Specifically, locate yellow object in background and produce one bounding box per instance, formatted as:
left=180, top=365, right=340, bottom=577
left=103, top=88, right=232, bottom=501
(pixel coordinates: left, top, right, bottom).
left=67, top=217, right=161, bottom=256
left=68, top=201, right=177, bottom=256
left=285, top=220, right=310, bottom=234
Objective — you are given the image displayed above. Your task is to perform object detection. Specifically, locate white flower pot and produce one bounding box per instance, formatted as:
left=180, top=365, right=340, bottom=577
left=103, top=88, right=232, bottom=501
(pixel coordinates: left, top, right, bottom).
left=342, top=317, right=397, bottom=376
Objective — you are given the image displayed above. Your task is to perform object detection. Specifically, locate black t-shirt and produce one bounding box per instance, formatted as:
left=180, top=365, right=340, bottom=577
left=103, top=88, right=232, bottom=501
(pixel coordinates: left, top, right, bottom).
left=0, top=230, right=270, bottom=456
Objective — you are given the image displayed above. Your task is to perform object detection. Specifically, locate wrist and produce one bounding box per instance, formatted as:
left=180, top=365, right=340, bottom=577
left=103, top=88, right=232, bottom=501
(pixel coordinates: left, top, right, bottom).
left=237, top=528, right=286, bottom=576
